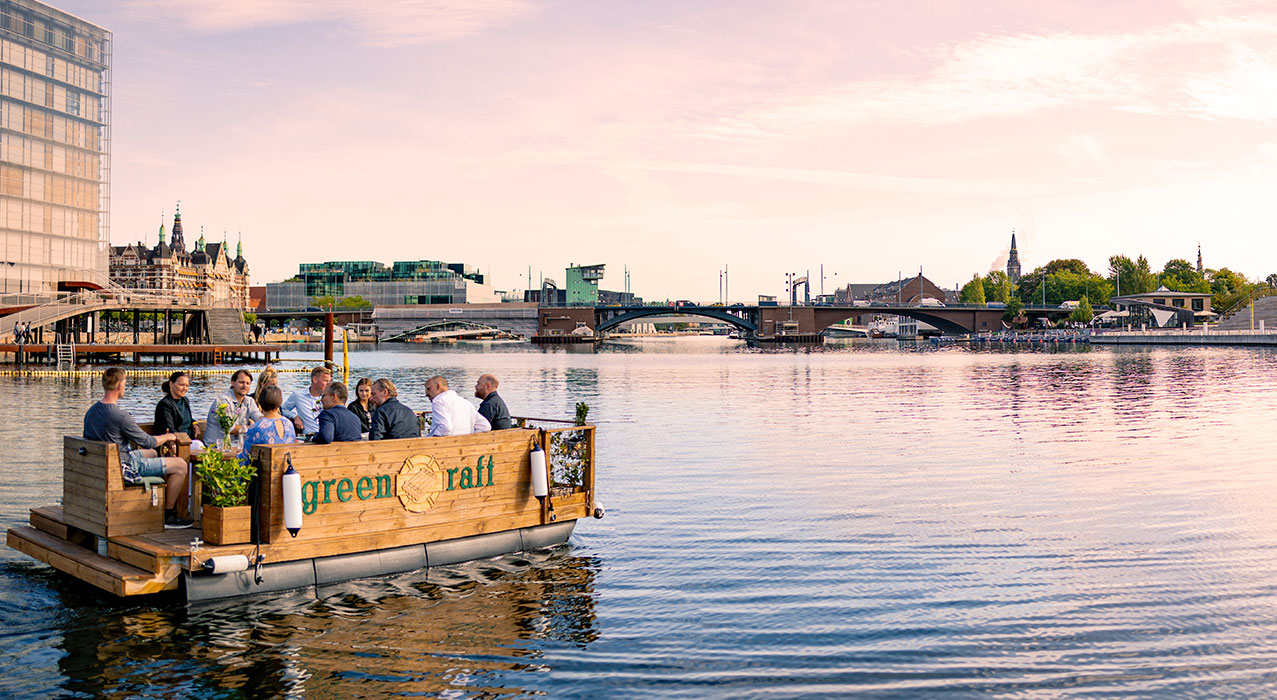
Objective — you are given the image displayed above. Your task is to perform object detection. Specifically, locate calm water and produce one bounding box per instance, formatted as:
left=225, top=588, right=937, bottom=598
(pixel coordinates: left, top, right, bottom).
left=3, top=338, right=1277, bottom=698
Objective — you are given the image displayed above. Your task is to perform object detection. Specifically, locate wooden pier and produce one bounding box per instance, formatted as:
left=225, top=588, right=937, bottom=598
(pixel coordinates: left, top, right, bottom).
left=2, top=343, right=283, bottom=365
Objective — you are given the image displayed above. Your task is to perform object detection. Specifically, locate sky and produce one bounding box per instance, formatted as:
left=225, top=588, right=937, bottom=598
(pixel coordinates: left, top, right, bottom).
left=58, top=0, right=1277, bottom=301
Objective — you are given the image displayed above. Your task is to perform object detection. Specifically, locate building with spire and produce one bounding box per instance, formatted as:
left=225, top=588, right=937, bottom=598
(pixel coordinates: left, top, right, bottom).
left=109, top=205, right=250, bottom=307
left=1006, top=231, right=1022, bottom=283
left=1196, top=243, right=1203, bottom=275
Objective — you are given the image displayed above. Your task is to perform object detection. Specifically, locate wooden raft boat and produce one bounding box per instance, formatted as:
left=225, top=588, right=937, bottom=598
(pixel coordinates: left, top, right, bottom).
left=6, top=421, right=598, bottom=603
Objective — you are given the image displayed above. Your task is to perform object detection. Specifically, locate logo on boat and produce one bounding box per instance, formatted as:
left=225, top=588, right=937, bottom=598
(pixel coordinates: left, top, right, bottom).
left=299, top=453, right=497, bottom=515
left=398, top=454, right=443, bottom=513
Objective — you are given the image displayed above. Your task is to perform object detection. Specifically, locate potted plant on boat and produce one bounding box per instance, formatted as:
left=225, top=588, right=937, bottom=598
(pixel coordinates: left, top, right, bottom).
left=197, top=450, right=255, bottom=545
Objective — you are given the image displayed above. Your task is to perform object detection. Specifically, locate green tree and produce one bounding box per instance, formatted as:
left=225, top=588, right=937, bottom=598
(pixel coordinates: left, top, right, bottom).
left=1207, top=268, right=1255, bottom=312
left=310, top=295, right=336, bottom=309
left=336, top=295, right=372, bottom=309
left=1069, top=295, right=1094, bottom=324
left=960, top=275, right=986, bottom=304
left=1108, top=254, right=1157, bottom=296
left=1268, top=273, right=1277, bottom=288
left=1016, top=260, right=1112, bottom=306
left=982, top=271, right=1013, bottom=303
left=1004, top=297, right=1025, bottom=325
left=1160, top=258, right=1210, bottom=293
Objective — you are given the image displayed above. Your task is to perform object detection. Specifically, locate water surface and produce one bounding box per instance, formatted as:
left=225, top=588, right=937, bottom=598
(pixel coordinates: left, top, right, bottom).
left=2, top=338, right=1277, bottom=698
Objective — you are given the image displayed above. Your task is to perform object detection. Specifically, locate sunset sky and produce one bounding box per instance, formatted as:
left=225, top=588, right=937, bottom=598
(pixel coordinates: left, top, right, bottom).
left=60, top=0, right=1277, bottom=300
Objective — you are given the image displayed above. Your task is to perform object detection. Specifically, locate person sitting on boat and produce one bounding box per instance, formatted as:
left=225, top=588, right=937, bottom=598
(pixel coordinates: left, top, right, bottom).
left=426, top=375, right=490, bottom=437
left=204, top=369, right=262, bottom=449
left=474, top=373, right=513, bottom=430
left=154, top=371, right=203, bottom=449
left=253, top=364, right=279, bottom=407
left=369, top=378, right=420, bottom=440
left=85, top=368, right=192, bottom=529
left=348, top=377, right=374, bottom=434
left=313, top=381, right=362, bottom=444
left=238, top=385, right=297, bottom=464
left=282, top=365, right=331, bottom=439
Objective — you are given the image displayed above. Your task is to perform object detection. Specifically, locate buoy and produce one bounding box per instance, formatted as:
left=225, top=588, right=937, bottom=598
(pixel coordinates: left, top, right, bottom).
left=282, top=454, right=302, bottom=537
left=202, top=554, right=250, bottom=574
left=530, top=442, right=548, bottom=497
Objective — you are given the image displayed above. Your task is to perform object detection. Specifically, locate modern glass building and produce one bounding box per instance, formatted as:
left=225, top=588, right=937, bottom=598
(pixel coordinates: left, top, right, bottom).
left=0, top=0, right=110, bottom=298
left=265, top=259, right=497, bottom=310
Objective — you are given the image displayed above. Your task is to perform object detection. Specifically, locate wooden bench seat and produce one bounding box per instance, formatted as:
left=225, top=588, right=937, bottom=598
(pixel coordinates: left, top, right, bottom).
left=63, top=437, right=166, bottom=538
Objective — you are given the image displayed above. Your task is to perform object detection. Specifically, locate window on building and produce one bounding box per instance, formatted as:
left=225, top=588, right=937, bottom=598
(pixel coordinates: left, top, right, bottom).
left=1172, top=298, right=1184, bottom=308
left=1192, top=299, right=1204, bottom=312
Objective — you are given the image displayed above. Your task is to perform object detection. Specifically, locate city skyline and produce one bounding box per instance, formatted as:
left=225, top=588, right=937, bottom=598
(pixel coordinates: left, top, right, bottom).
left=56, top=0, right=1277, bottom=300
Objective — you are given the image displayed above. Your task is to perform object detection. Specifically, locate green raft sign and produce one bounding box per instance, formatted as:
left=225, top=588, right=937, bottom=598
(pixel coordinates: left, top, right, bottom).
left=300, top=454, right=496, bottom=515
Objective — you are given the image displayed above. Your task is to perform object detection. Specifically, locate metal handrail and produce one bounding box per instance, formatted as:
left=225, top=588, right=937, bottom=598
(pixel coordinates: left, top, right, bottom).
left=1212, top=286, right=1277, bottom=324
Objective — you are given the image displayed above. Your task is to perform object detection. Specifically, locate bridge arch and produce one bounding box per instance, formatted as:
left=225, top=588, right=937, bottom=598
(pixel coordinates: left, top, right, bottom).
left=595, top=307, right=757, bottom=333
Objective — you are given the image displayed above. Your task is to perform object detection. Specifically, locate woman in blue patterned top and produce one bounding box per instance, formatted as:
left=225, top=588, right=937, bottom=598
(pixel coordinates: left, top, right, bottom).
left=239, top=385, right=297, bottom=465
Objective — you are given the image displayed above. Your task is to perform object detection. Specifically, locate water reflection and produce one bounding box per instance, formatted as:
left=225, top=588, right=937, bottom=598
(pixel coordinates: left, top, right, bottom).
left=46, top=550, right=599, bottom=699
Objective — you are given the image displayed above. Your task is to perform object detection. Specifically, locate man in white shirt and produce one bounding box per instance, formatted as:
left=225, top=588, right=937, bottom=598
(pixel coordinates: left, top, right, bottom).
left=425, top=375, right=490, bottom=437
left=282, top=365, right=331, bottom=438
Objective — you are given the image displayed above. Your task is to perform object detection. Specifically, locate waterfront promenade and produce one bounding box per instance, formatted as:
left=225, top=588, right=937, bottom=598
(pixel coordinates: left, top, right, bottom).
left=1091, top=328, right=1277, bottom=346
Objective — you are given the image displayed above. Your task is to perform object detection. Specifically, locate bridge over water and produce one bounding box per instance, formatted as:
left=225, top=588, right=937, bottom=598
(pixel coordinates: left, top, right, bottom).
left=540, top=303, right=1075, bottom=339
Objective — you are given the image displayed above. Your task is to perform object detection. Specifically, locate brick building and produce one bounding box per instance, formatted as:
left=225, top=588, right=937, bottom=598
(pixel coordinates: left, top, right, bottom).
left=109, top=206, right=250, bottom=308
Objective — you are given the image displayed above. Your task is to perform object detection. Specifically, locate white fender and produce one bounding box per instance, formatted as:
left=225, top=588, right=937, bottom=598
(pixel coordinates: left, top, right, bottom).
left=530, top=443, right=549, bottom=498
left=283, top=462, right=303, bottom=537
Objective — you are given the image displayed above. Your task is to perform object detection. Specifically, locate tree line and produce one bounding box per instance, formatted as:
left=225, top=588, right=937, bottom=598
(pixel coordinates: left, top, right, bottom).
left=957, top=255, right=1276, bottom=323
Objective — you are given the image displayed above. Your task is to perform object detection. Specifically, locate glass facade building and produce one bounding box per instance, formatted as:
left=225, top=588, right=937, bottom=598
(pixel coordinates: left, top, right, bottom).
left=0, top=0, right=109, bottom=297
left=265, top=259, right=496, bottom=310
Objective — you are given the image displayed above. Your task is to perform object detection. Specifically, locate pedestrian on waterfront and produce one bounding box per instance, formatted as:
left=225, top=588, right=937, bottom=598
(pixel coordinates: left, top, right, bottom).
left=282, top=365, right=331, bottom=438
left=254, top=365, right=279, bottom=407
left=238, top=385, right=296, bottom=465
left=368, top=378, right=420, bottom=440
left=474, top=374, right=513, bottom=430
left=85, top=368, right=192, bottom=528
left=22, top=321, right=31, bottom=344
left=426, top=375, right=490, bottom=437
left=204, top=369, right=262, bottom=448
left=313, top=381, right=362, bottom=444
left=154, top=371, right=202, bottom=446
left=252, top=322, right=262, bottom=343
left=348, top=377, right=374, bottom=434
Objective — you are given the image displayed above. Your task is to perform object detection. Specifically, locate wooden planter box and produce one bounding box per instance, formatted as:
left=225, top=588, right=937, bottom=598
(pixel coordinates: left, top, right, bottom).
left=202, top=504, right=252, bottom=545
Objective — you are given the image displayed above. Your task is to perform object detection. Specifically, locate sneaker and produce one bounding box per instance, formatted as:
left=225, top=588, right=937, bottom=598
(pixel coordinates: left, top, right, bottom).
left=164, top=512, right=194, bottom=529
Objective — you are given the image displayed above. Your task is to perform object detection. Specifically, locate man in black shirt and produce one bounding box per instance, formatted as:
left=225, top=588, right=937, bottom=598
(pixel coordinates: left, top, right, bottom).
left=474, top=374, right=513, bottom=430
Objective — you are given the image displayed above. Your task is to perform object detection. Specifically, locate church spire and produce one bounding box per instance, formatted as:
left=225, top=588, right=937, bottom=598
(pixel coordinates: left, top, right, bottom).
left=157, top=212, right=166, bottom=246
left=1006, top=229, right=1022, bottom=283
left=1196, top=243, right=1203, bottom=274
left=171, top=201, right=185, bottom=252
left=236, top=232, right=243, bottom=259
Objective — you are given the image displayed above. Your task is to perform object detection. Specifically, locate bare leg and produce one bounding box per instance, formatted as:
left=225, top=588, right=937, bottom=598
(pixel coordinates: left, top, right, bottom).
left=163, top=458, right=187, bottom=510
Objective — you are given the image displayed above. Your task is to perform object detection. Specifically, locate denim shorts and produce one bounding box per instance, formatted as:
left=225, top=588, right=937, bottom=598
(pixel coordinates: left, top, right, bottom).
left=127, top=450, right=167, bottom=477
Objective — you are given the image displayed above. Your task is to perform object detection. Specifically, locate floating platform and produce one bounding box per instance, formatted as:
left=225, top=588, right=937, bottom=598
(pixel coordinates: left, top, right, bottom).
left=6, top=423, right=597, bottom=603
left=1, top=343, right=282, bottom=365
left=530, top=335, right=601, bottom=345
left=1090, top=330, right=1277, bottom=346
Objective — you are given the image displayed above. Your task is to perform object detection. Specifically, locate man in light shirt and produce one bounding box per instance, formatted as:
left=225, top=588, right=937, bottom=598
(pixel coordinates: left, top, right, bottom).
left=282, top=365, right=331, bottom=438
left=425, top=375, right=490, bottom=437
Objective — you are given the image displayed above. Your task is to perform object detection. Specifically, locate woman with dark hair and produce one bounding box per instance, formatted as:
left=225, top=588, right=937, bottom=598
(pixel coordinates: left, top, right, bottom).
left=238, top=385, right=297, bottom=464
left=348, top=377, right=374, bottom=434
left=154, top=371, right=201, bottom=441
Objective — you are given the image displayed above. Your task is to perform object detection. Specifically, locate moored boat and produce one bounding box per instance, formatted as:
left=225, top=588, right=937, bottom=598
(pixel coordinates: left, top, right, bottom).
left=6, top=418, right=600, bottom=603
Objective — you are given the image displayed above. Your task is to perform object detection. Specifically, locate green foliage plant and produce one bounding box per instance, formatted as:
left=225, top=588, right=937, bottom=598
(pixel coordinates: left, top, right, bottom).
left=197, top=450, right=256, bottom=508
left=959, top=275, right=986, bottom=304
